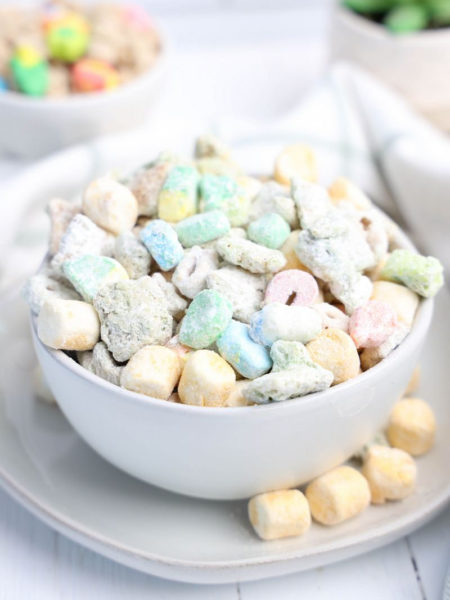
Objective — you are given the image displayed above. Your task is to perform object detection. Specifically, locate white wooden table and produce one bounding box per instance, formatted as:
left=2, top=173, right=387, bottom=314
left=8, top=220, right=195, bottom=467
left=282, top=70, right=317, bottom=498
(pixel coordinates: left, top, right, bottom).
left=0, top=2, right=449, bottom=598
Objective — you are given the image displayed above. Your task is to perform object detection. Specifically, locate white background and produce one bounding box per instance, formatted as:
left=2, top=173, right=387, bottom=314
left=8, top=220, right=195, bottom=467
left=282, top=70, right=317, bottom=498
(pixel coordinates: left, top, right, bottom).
left=0, top=1, right=449, bottom=598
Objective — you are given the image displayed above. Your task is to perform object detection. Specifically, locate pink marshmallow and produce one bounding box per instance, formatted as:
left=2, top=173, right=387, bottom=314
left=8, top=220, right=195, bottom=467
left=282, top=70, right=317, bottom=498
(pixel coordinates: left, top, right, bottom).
left=265, top=269, right=319, bottom=307
left=349, top=300, right=397, bottom=349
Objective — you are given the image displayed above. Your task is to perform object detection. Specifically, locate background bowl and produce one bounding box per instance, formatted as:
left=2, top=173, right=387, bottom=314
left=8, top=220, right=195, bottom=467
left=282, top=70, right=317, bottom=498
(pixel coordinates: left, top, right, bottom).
left=330, top=5, right=450, bottom=132
left=0, top=31, right=168, bottom=159
left=30, top=226, right=434, bottom=501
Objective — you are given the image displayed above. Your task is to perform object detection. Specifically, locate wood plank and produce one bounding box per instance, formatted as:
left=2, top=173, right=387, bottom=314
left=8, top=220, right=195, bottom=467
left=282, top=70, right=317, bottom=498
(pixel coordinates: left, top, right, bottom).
left=240, top=538, right=422, bottom=600
left=408, top=506, right=450, bottom=600
left=0, top=487, right=238, bottom=600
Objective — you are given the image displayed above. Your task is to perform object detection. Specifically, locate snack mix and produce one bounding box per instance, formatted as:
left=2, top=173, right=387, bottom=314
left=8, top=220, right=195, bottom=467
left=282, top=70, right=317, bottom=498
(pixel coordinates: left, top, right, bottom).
left=25, top=137, right=443, bottom=540
left=0, top=1, right=160, bottom=97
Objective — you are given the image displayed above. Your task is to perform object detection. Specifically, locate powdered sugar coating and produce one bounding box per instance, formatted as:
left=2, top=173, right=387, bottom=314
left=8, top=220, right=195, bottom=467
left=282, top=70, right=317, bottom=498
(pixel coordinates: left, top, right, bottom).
left=265, top=270, right=318, bottom=307
left=349, top=300, right=397, bottom=349
left=93, top=277, right=173, bottom=361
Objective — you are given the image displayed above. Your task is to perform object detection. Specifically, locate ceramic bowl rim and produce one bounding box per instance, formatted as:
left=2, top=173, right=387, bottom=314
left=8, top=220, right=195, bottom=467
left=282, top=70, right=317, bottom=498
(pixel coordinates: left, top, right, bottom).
left=31, top=223, right=435, bottom=418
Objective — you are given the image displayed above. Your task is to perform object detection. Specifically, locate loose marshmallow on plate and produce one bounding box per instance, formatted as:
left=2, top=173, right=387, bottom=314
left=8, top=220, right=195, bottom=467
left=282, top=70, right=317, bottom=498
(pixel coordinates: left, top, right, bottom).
left=248, top=490, right=311, bottom=540
left=362, top=445, right=417, bottom=504
left=387, top=397, right=436, bottom=456
left=305, top=465, right=371, bottom=525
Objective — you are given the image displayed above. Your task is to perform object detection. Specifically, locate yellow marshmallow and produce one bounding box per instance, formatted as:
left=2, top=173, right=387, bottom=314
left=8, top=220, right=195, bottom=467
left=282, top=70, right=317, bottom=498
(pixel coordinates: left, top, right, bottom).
left=370, top=281, right=419, bottom=327
left=306, top=465, right=370, bottom=525
left=362, top=445, right=416, bottom=504
left=328, top=177, right=372, bottom=211
left=274, top=144, right=317, bottom=186
left=120, top=346, right=182, bottom=400
left=225, top=380, right=252, bottom=407
left=279, top=230, right=312, bottom=272
left=38, top=298, right=100, bottom=351
left=248, top=489, right=311, bottom=540
left=404, top=366, right=421, bottom=396
left=387, top=398, right=436, bottom=456
left=178, top=350, right=236, bottom=407
left=306, top=328, right=360, bottom=385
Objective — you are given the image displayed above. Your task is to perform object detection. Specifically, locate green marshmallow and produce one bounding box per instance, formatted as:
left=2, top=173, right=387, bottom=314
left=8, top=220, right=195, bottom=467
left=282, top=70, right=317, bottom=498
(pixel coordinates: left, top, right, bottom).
left=270, top=340, right=313, bottom=372
left=10, top=57, right=48, bottom=97
left=380, top=249, right=444, bottom=298
left=47, top=26, right=89, bottom=62
left=176, top=210, right=230, bottom=247
left=247, top=212, right=290, bottom=249
left=63, top=255, right=128, bottom=302
left=199, top=174, right=249, bottom=226
left=384, top=4, right=430, bottom=33
left=179, top=289, right=233, bottom=349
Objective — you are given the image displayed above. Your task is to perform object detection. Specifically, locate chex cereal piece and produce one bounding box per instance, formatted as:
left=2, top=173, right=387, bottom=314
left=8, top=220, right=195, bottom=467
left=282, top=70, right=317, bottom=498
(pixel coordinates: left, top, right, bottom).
left=312, top=303, right=350, bottom=332
left=83, top=175, right=138, bottom=235
left=206, top=265, right=266, bottom=324
left=243, top=362, right=333, bottom=403
left=38, top=298, right=100, bottom=351
left=51, top=214, right=113, bottom=274
left=172, top=246, right=219, bottom=299
left=46, top=197, right=80, bottom=255
left=269, top=340, right=312, bottom=372
left=93, top=277, right=173, bottom=361
left=249, top=181, right=298, bottom=228
left=121, top=345, right=182, bottom=399
left=114, top=232, right=151, bottom=279
left=178, top=349, right=236, bottom=406
left=362, top=445, right=416, bottom=504
left=151, top=273, right=187, bottom=319
left=24, top=268, right=81, bottom=315
left=306, top=465, right=370, bottom=525
left=129, top=161, right=171, bottom=217
left=78, top=341, right=123, bottom=386
left=248, top=490, right=311, bottom=540
left=63, top=255, right=128, bottom=302
left=216, top=236, right=286, bottom=274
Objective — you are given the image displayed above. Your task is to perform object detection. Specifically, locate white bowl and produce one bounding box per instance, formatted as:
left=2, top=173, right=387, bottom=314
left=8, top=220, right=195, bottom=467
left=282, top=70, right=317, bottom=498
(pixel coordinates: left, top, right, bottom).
left=0, top=31, right=168, bottom=159
left=30, top=225, right=434, bottom=501
left=329, top=6, right=450, bottom=131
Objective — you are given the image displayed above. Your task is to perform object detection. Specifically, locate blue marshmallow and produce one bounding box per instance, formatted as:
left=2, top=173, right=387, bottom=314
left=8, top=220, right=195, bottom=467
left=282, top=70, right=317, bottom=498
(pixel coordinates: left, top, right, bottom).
left=216, top=319, right=272, bottom=379
left=140, top=219, right=184, bottom=271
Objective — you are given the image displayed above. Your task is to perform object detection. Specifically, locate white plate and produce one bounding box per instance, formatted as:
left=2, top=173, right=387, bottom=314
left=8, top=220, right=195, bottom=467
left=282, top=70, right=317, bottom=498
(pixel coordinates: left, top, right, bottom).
left=0, top=290, right=448, bottom=584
